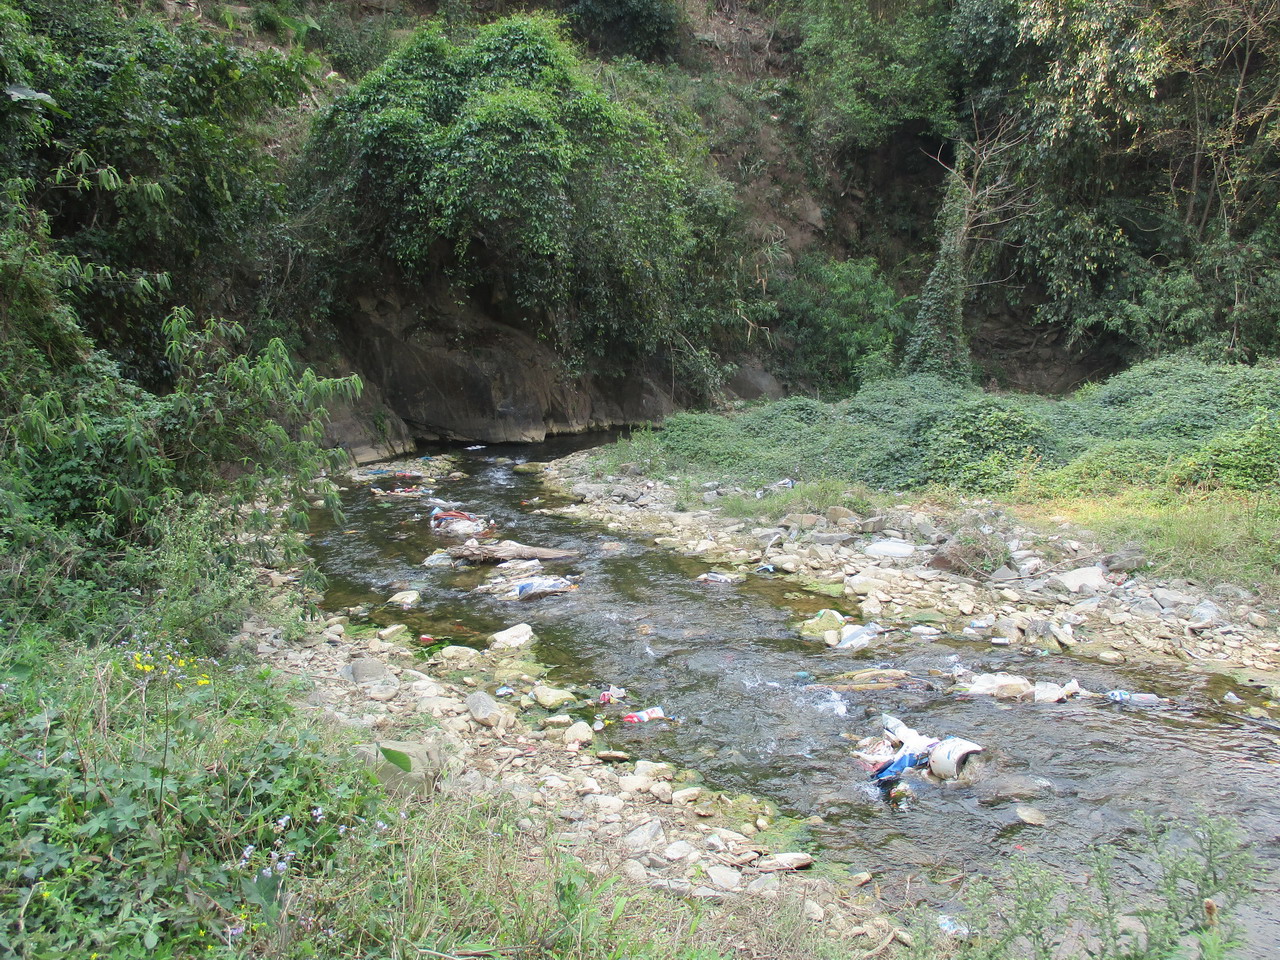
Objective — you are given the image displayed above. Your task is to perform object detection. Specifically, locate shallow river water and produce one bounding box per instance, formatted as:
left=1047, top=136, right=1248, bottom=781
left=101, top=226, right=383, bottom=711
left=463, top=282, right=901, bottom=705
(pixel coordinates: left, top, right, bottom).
left=309, top=439, right=1280, bottom=955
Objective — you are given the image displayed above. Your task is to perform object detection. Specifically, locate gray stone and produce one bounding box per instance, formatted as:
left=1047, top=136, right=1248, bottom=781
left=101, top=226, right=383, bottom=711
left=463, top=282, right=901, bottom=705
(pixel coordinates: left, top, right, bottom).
left=706, top=865, right=742, bottom=890
left=356, top=734, right=462, bottom=797
left=584, top=795, right=626, bottom=816
left=489, top=622, right=536, bottom=650
left=1048, top=566, right=1109, bottom=594
left=341, top=658, right=391, bottom=684
left=864, top=539, right=915, bottom=558
left=746, top=874, right=780, bottom=895
left=363, top=677, right=401, bottom=701
left=663, top=840, right=695, bottom=861
left=810, top=532, right=852, bottom=545
left=532, top=685, right=577, bottom=709
left=989, top=564, right=1020, bottom=582
left=621, top=859, right=649, bottom=882
left=1152, top=586, right=1197, bottom=609
left=634, top=760, right=674, bottom=780
left=435, top=645, right=482, bottom=665
left=1128, top=598, right=1165, bottom=619
left=756, top=852, right=814, bottom=871
left=465, top=691, right=502, bottom=727
left=1189, top=600, right=1225, bottom=625
left=563, top=721, right=594, bottom=745
left=622, top=819, right=666, bottom=851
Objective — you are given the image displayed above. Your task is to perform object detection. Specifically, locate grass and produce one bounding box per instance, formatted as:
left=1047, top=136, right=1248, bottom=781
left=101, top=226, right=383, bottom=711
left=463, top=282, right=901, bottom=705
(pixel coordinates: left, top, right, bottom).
left=0, top=622, right=844, bottom=960
left=1015, top=488, right=1280, bottom=605
left=584, top=358, right=1280, bottom=600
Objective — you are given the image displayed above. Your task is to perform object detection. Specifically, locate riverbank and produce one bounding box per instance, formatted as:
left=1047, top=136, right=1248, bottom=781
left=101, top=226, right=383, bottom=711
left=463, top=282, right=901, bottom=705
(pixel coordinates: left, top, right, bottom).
left=540, top=450, right=1280, bottom=697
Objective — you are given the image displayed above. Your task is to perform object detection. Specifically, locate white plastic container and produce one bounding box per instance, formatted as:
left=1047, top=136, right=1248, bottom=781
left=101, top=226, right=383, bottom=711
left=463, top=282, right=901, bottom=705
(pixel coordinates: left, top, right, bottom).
left=928, top=737, right=984, bottom=779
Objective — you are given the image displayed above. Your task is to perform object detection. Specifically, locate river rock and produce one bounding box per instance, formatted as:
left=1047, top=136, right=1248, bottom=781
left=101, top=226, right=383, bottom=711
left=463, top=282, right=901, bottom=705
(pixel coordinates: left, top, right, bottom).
left=465, top=691, right=502, bottom=727
left=649, top=781, right=673, bottom=803
left=387, top=590, right=420, bottom=607
left=584, top=794, right=626, bottom=816
left=490, top=623, right=536, bottom=650
left=533, top=685, right=576, bottom=709
left=757, top=852, right=814, bottom=872
left=799, top=609, right=845, bottom=637
left=621, top=859, right=649, bottom=882
left=706, top=865, right=742, bottom=890
left=671, top=787, right=703, bottom=806
left=1189, top=600, right=1225, bottom=625
left=622, top=819, right=666, bottom=851
left=1128, top=597, right=1165, bottom=619
left=435, top=645, right=482, bottom=665
left=1047, top=567, right=1109, bottom=594
left=634, top=760, right=674, bottom=780
left=1152, top=586, right=1196, bottom=609
left=864, top=539, right=915, bottom=558
left=563, top=721, right=594, bottom=745
left=619, top=774, right=654, bottom=794
left=356, top=734, right=461, bottom=797
left=746, top=874, right=780, bottom=896
left=341, top=658, right=391, bottom=684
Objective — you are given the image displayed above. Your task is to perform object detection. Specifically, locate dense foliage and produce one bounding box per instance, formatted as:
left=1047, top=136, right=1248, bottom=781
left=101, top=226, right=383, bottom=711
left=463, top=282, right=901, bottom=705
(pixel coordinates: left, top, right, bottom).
left=781, top=0, right=1280, bottom=371
left=624, top=357, right=1280, bottom=494
left=303, top=15, right=742, bottom=381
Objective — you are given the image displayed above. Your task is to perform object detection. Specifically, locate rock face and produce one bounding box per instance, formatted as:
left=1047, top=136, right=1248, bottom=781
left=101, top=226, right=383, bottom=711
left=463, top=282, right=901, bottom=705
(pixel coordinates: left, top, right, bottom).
left=333, top=285, right=675, bottom=443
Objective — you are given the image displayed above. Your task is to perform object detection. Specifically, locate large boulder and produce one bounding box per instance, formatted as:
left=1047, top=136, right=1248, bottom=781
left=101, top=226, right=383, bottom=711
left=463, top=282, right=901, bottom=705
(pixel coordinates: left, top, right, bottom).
left=335, top=287, right=675, bottom=443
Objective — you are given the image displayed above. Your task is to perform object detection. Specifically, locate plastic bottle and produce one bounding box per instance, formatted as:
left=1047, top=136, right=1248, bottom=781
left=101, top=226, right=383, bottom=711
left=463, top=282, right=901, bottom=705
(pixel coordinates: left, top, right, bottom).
left=1105, top=690, right=1163, bottom=706
left=622, top=706, right=665, bottom=723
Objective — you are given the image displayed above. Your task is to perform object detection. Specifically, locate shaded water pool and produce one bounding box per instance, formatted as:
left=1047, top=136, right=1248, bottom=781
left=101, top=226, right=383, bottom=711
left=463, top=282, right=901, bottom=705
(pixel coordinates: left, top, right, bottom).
left=309, top=440, right=1280, bottom=955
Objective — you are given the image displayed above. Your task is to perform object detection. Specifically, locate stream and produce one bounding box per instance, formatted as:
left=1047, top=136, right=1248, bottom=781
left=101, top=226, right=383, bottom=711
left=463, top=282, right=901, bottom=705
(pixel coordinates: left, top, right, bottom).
left=309, top=438, right=1280, bottom=956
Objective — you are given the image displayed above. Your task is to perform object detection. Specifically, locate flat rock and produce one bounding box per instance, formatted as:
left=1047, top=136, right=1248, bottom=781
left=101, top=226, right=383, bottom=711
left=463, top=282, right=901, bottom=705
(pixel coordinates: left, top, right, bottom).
left=864, top=539, right=915, bottom=558
left=706, top=865, right=742, bottom=890
left=341, top=658, right=391, bottom=684
left=387, top=590, right=420, bottom=607
left=490, top=623, right=536, bottom=650
left=622, top=819, right=666, bottom=851
left=435, top=645, right=482, bottom=664
left=756, top=852, right=814, bottom=872
left=1048, top=567, right=1109, bottom=594
left=746, top=874, right=780, bottom=895
left=533, top=685, right=577, bottom=709
left=634, top=760, right=674, bottom=780
left=671, top=787, right=703, bottom=806
left=465, top=691, right=502, bottom=727
left=664, top=840, right=695, bottom=861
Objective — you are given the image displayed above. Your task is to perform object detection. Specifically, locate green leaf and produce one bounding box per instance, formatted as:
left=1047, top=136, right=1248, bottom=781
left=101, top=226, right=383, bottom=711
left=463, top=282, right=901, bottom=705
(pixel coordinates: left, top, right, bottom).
left=378, top=745, right=413, bottom=773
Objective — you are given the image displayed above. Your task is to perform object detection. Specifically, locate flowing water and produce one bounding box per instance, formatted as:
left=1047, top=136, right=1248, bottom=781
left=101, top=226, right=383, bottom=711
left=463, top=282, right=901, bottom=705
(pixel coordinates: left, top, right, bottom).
left=310, top=438, right=1280, bottom=955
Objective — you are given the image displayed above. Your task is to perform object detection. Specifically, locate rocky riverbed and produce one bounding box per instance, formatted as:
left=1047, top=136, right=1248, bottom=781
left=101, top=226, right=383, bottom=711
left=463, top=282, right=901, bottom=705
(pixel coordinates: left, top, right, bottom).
left=542, top=450, right=1280, bottom=692
left=259, top=444, right=1280, bottom=956
left=248, top=614, right=900, bottom=948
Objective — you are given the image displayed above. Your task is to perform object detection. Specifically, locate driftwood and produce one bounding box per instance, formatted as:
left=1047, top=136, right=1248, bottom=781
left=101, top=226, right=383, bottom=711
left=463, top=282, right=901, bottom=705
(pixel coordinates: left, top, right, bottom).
left=447, top=539, right=578, bottom=563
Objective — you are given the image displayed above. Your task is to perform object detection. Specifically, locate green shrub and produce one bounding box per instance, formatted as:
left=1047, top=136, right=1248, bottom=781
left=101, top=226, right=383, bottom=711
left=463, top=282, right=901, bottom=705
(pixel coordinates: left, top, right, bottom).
left=305, top=14, right=740, bottom=380
left=775, top=255, right=910, bottom=395
left=568, top=0, right=681, bottom=60
left=0, top=639, right=380, bottom=958
left=1172, top=413, right=1280, bottom=491
left=1036, top=439, right=1176, bottom=497
left=919, top=397, right=1049, bottom=492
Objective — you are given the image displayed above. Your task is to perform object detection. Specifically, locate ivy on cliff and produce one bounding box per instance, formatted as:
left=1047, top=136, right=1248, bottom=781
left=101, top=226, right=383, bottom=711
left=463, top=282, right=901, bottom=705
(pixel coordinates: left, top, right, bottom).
left=305, top=15, right=741, bottom=380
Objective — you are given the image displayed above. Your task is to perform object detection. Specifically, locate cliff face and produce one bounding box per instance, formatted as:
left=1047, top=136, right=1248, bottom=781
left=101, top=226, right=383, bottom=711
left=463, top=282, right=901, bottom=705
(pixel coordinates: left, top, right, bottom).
left=325, top=283, right=676, bottom=453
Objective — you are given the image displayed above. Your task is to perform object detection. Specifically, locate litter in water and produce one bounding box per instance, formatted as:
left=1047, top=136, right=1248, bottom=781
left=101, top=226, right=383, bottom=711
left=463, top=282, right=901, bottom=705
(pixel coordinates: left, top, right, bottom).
left=623, top=706, right=666, bottom=723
